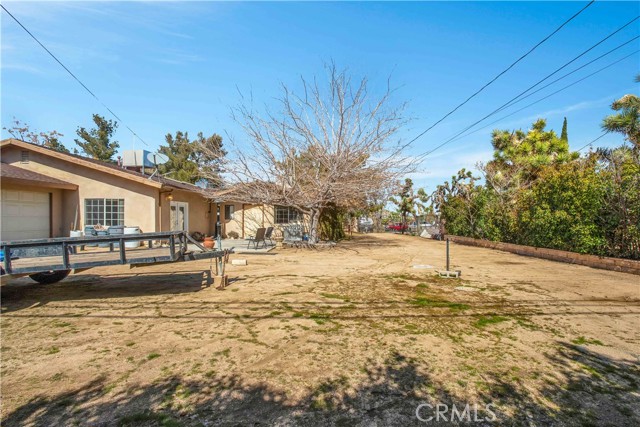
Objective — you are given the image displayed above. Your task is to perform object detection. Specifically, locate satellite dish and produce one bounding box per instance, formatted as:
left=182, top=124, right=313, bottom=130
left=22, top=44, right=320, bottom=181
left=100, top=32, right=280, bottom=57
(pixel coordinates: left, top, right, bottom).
left=147, top=152, right=169, bottom=166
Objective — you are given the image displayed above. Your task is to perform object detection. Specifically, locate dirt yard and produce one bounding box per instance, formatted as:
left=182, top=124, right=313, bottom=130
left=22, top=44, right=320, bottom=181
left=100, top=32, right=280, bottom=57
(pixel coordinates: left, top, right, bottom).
left=1, top=233, right=638, bottom=426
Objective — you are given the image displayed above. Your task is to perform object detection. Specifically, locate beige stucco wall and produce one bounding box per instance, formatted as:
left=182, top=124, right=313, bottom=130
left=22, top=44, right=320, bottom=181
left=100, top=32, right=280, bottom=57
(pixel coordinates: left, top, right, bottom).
left=0, top=182, right=63, bottom=237
left=221, top=203, right=271, bottom=238
left=219, top=202, right=241, bottom=237
left=159, top=189, right=215, bottom=235
left=2, top=146, right=158, bottom=235
left=218, top=203, right=323, bottom=239
left=220, top=204, right=310, bottom=238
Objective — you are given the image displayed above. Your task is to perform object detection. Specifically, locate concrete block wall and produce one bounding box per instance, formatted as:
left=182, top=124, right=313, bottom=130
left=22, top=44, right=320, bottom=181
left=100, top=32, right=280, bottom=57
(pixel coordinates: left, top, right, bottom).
left=446, top=235, right=640, bottom=275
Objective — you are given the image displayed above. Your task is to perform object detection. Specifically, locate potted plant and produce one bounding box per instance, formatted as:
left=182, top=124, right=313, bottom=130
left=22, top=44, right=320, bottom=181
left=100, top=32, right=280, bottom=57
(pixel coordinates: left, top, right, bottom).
left=203, top=236, right=215, bottom=249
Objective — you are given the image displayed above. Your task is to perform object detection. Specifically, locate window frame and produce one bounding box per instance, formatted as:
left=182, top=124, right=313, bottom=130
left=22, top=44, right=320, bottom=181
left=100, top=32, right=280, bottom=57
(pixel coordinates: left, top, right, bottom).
left=84, top=198, right=125, bottom=227
left=224, top=204, right=235, bottom=220
left=274, top=205, right=301, bottom=224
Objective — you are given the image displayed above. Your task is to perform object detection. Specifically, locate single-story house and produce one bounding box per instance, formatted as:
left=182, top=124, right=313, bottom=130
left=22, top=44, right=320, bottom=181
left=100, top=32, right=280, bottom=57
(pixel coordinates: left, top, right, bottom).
left=212, top=186, right=305, bottom=239
left=0, top=138, right=303, bottom=241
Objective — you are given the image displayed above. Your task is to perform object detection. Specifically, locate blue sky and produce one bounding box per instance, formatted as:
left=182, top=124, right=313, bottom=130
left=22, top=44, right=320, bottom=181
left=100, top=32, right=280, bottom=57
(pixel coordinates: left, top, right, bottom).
left=2, top=1, right=638, bottom=191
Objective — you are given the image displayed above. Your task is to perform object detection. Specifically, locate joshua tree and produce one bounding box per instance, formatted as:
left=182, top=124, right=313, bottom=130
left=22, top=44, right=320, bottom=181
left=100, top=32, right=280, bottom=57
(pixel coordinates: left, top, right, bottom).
left=601, top=74, right=640, bottom=153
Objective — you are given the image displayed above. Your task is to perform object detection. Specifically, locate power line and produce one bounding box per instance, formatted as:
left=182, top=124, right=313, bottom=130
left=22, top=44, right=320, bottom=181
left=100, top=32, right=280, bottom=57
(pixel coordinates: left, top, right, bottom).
left=446, top=49, right=639, bottom=145
left=495, top=35, right=639, bottom=114
left=1, top=4, right=149, bottom=147
left=577, top=132, right=607, bottom=152
left=415, top=15, right=640, bottom=161
left=405, top=0, right=596, bottom=147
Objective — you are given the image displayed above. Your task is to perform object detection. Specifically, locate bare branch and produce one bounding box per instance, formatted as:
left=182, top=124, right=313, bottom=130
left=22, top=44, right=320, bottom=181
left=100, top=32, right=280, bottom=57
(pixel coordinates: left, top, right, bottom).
left=199, top=65, right=411, bottom=243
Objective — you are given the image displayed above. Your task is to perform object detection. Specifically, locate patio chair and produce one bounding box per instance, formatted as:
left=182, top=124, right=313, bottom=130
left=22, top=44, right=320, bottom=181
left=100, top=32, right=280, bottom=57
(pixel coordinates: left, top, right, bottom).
left=265, top=226, right=275, bottom=246
left=247, top=227, right=267, bottom=249
left=282, top=224, right=305, bottom=248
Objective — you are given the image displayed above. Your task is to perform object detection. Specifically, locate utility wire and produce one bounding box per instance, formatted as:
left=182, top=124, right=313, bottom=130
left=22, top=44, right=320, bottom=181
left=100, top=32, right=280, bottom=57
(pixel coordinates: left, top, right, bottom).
left=446, top=49, right=639, bottom=146
left=414, top=15, right=640, bottom=161
left=404, top=0, right=596, bottom=147
left=576, top=132, right=607, bottom=152
left=1, top=4, right=149, bottom=147
left=494, top=35, right=639, bottom=114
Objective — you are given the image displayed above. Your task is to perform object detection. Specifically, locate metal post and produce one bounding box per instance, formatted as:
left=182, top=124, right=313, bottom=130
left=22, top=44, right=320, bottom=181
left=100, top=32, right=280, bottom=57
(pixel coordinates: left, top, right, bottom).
left=216, top=234, right=223, bottom=277
left=119, top=239, right=126, bottom=264
left=215, top=203, right=221, bottom=239
left=169, top=235, right=176, bottom=261
left=3, top=246, right=12, bottom=274
left=62, top=242, right=70, bottom=269
left=446, top=238, right=450, bottom=271
left=215, top=203, right=223, bottom=277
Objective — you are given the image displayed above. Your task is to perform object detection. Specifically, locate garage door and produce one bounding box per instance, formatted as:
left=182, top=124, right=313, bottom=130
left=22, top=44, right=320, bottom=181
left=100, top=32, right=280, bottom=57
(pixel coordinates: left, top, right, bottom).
left=1, top=190, right=50, bottom=241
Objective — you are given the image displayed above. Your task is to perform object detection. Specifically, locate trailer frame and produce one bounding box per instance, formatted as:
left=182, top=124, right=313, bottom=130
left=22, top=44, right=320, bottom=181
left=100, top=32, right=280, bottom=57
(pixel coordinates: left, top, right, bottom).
left=1, top=231, right=231, bottom=285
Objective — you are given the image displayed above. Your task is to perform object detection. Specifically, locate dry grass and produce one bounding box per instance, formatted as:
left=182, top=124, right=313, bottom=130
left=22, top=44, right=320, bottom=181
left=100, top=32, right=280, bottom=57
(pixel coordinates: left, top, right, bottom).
left=1, top=233, right=638, bottom=426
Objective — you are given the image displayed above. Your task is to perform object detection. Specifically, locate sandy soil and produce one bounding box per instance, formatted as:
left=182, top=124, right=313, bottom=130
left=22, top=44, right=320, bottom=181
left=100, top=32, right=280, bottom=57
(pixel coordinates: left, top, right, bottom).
left=1, top=233, right=638, bottom=426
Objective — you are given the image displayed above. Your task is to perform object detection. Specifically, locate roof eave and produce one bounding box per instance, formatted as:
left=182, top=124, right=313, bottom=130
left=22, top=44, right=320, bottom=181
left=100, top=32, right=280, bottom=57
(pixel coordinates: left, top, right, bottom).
left=1, top=139, right=163, bottom=189
left=1, top=176, right=79, bottom=190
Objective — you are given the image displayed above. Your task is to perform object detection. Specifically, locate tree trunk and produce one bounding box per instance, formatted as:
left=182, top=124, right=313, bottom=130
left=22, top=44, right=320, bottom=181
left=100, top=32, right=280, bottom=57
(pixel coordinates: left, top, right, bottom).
left=401, top=212, right=406, bottom=234
left=374, top=210, right=383, bottom=233
left=308, top=208, right=321, bottom=244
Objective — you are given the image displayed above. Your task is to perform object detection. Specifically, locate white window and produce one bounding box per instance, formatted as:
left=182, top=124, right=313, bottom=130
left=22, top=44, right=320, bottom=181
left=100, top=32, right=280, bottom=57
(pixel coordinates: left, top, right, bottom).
left=224, top=204, right=235, bottom=220
left=84, top=198, right=124, bottom=227
left=274, top=205, right=300, bottom=224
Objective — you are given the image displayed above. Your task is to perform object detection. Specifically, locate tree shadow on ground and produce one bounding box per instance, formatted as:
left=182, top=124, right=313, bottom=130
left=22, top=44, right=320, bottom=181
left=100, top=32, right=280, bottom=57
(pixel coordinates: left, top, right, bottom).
left=3, top=344, right=638, bottom=426
left=475, top=341, right=639, bottom=427
left=0, top=271, right=211, bottom=313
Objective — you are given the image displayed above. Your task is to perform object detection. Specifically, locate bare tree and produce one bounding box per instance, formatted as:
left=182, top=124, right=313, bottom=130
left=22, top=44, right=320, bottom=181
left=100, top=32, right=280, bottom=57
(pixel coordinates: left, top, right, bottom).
left=202, top=65, right=410, bottom=243
left=3, top=117, right=69, bottom=153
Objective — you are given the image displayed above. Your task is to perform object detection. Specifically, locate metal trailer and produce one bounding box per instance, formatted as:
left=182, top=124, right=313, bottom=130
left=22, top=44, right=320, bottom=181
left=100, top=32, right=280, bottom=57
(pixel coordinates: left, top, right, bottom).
left=1, top=231, right=231, bottom=285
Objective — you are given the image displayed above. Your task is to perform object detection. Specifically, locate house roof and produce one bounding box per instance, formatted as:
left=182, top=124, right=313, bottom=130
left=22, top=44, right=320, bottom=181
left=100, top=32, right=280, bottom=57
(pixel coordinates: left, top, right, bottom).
left=0, top=163, right=78, bottom=190
left=0, top=138, right=207, bottom=195
left=206, top=181, right=284, bottom=204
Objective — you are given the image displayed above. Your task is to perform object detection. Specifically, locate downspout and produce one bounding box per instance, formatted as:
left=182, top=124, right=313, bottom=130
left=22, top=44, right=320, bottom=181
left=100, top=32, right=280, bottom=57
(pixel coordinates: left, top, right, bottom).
left=216, top=202, right=223, bottom=250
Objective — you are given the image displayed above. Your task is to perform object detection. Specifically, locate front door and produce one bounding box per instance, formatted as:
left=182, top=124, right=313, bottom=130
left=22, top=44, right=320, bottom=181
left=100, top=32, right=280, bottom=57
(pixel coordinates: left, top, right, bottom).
left=170, top=201, right=189, bottom=232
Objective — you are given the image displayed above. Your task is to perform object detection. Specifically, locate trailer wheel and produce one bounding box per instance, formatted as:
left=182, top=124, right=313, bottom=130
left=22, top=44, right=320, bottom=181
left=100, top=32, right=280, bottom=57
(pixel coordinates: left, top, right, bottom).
left=29, top=270, right=71, bottom=284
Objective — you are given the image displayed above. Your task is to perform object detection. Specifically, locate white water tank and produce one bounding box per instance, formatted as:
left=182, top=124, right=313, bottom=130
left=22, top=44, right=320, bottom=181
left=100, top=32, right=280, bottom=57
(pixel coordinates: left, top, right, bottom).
left=122, top=150, right=153, bottom=168
left=124, top=226, right=141, bottom=248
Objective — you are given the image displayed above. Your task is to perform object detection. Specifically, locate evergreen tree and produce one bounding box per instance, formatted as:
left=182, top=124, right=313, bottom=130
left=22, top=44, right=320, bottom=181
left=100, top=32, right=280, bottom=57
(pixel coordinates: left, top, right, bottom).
left=74, top=114, right=119, bottom=161
left=158, top=131, right=226, bottom=185
left=489, top=118, right=578, bottom=186
left=193, top=132, right=226, bottom=187
left=159, top=131, right=199, bottom=183
left=561, top=117, right=568, bottom=142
